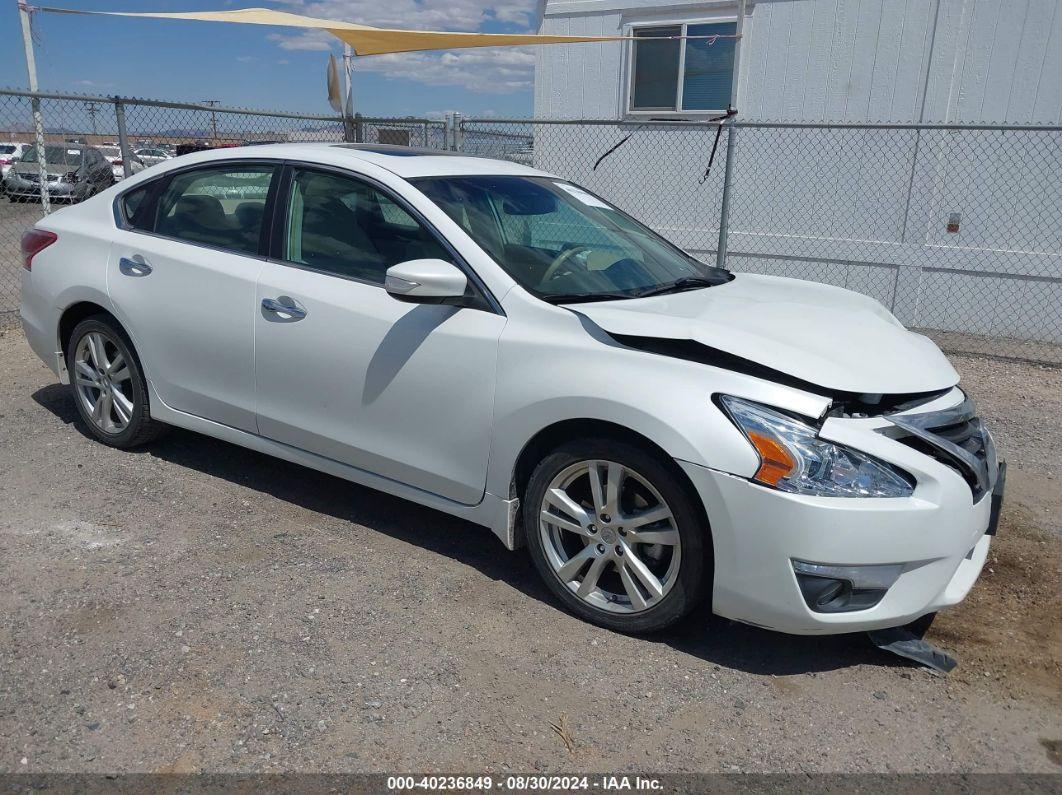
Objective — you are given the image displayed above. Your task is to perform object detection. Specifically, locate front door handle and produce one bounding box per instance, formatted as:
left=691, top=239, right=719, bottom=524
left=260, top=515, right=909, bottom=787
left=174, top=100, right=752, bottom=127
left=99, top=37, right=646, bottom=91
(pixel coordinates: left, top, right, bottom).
left=118, top=256, right=152, bottom=277
left=261, top=297, right=307, bottom=320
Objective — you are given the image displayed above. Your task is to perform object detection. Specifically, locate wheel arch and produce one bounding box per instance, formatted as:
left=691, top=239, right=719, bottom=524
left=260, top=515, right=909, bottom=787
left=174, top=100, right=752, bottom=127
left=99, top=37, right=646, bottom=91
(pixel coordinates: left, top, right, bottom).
left=507, top=418, right=711, bottom=552
left=59, top=300, right=120, bottom=354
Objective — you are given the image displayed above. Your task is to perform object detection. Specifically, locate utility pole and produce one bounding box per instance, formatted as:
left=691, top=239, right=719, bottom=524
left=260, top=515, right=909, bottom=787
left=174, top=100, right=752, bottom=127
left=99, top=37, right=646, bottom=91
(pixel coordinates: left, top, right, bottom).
left=202, top=99, right=220, bottom=142
left=17, top=0, right=50, bottom=213
left=85, top=100, right=100, bottom=138
left=343, top=43, right=354, bottom=117
left=342, top=44, right=358, bottom=142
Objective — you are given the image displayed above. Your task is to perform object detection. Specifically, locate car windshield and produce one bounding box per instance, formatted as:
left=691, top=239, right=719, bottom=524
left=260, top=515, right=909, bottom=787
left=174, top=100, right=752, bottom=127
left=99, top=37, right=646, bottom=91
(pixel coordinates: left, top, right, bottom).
left=99, top=147, right=122, bottom=158
left=0, top=145, right=16, bottom=155
left=21, top=145, right=83, bottom=166
left=412, top=175, right=730, bottom=303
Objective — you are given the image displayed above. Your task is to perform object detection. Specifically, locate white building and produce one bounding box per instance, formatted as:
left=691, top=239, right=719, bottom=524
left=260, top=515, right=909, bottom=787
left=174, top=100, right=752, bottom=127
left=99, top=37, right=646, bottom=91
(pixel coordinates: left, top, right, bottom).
left=531, top=0, right=1062, bottom=345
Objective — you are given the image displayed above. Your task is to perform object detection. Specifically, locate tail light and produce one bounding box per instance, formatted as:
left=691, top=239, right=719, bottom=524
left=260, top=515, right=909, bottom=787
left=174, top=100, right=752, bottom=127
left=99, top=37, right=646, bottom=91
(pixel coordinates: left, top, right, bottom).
left=0, top=157, right=11, bottom=166
left=21, top=229, right=58, bottom=271
left=112, top=159, right=123, bottom=167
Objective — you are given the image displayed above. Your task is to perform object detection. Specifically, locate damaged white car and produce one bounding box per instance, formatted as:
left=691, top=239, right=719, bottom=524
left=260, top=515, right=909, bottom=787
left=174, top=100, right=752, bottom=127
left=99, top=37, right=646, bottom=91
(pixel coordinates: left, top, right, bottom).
left=19, top=144, right=1004, bottom=635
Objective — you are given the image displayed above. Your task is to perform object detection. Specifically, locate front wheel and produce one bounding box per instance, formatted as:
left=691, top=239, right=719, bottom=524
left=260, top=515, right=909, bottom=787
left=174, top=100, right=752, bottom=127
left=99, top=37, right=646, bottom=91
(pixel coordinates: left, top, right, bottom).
left=66, top=315, right=167, bottom=448
left=524, top=438, right=710, bottom=633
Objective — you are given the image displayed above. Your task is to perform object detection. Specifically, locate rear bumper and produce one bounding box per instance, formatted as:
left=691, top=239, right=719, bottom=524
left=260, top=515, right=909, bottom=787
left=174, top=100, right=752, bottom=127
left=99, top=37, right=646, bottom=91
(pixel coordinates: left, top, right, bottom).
left=679, top=390, right=995, bottom=635
left=20, top=270, right=56, bottom=373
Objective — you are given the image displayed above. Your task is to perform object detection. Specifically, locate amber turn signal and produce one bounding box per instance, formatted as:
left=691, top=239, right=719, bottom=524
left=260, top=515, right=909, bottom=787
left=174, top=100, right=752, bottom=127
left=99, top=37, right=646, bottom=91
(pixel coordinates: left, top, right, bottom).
left=746, top=430, right=796, bottom=486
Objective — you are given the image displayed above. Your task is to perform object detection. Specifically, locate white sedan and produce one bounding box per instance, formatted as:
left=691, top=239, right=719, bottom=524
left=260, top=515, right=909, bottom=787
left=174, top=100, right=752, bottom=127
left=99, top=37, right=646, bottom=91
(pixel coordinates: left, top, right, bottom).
left=98, top=146, right=146, bottom=180
left=18, top=144, right=1003, bottom=635
left=134, top=147, right=173, bottom=167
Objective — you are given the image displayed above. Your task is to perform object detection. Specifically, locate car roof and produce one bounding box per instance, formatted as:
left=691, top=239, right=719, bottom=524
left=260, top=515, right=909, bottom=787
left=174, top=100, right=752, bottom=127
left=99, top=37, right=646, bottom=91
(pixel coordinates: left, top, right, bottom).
left=169, top=141, right=554, bottom=180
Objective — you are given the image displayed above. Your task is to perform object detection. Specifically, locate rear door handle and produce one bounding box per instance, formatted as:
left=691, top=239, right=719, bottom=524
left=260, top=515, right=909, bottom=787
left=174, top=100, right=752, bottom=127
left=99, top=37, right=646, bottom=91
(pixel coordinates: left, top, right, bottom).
left=261, top=297, right=307, bottom=320
left=118, top=256, right=153, bottom=277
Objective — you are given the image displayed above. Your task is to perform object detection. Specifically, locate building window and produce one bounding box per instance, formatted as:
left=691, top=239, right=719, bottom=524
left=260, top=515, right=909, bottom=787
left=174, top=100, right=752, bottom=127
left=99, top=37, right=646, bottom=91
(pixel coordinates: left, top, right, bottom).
left=629, top=21, right=737, bottom=114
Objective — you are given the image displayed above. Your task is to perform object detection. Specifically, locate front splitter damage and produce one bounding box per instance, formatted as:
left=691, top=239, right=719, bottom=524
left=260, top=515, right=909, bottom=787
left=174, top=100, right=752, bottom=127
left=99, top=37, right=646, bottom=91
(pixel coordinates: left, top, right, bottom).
left=867, top=615, right=957, bottom=673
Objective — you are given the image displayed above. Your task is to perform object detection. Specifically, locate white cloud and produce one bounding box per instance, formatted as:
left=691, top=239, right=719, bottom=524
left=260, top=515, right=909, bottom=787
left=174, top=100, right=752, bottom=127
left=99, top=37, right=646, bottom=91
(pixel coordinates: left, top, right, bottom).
left=356, top=48, right=534, bottom=94
left=266, top=0, right=540, bottom=93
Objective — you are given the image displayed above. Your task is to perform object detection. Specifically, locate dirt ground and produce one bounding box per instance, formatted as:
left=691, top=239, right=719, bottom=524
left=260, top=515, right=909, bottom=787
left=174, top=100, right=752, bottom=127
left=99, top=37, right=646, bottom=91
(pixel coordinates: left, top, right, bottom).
left=0, top=328, right=1059, bottom=775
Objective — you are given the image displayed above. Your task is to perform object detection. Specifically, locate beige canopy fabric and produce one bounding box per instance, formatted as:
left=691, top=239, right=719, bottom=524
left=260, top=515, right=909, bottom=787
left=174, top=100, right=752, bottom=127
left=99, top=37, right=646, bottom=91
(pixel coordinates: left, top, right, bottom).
left=62, top=7, right=632, bottom=56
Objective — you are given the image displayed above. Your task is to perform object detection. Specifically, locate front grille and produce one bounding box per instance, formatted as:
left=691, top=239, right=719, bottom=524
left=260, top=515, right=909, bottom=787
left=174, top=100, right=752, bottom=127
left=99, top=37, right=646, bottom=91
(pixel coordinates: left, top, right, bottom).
left=889, top=396, right=997, bottom=501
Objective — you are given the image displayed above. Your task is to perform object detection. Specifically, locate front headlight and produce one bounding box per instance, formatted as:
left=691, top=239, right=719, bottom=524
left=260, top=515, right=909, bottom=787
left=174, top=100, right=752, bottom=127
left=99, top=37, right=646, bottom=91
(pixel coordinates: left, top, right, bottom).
left=719, top=396, right=914, bottom=498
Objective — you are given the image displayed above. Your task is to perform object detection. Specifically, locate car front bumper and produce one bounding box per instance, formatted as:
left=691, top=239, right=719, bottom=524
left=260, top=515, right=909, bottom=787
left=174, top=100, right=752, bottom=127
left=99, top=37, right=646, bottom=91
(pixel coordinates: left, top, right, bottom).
left=679, top=389, right=998, bottom=635
left=5, top=174, right=77, bottom=198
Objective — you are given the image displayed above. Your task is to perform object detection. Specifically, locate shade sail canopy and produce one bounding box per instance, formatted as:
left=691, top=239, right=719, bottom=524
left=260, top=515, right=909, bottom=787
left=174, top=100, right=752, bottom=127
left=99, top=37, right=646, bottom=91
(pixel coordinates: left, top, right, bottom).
left=63, top=7, right=632, bottom=56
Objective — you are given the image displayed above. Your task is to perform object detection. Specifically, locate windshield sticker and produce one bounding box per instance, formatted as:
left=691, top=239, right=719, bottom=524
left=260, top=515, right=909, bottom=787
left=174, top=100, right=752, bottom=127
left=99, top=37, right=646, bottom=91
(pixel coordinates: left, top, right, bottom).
left=67, top=149, right=79, bottom=156
left=554, top=182, right=611, bottom=209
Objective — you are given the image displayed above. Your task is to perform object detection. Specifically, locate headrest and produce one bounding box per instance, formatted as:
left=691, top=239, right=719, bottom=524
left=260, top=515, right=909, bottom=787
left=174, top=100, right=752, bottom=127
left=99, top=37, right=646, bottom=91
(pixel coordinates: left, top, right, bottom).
left=174, top=194, right=226, bottom=229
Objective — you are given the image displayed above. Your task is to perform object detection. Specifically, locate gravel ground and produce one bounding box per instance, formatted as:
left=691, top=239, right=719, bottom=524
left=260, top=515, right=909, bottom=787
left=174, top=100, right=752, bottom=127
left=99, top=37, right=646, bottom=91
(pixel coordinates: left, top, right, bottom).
left=0, top=328, right=1059, bottom=775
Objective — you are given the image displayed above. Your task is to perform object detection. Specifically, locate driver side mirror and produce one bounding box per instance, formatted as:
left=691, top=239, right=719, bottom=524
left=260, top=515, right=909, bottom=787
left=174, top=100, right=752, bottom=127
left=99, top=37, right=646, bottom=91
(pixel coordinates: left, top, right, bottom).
left=384, top=259, right=470, bottom=306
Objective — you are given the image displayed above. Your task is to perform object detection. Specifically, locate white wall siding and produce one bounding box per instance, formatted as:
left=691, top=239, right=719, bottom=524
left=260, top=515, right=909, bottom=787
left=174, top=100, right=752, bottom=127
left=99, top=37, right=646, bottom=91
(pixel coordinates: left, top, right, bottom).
left=536, top=0, right=1062, bottom=123
left=531, top=0, right=1062, bottom=343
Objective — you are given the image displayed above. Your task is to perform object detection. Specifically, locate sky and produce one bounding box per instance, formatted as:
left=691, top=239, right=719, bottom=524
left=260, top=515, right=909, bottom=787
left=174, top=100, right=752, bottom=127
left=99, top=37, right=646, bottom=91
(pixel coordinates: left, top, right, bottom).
left=1, top=0, right=543, bottom=117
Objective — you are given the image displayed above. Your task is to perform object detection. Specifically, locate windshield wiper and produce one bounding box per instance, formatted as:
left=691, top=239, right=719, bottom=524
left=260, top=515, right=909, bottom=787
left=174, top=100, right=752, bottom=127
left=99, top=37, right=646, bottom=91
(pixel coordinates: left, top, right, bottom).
left=541, top=291, right=636, bottom=305
left=634, top=276, right=721, bottom=298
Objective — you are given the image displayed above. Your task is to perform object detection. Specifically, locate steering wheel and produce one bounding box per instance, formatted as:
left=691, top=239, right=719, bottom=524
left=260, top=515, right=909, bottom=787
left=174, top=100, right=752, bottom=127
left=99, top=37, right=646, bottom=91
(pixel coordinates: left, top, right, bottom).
left=541, top=245, right=593, bottom=283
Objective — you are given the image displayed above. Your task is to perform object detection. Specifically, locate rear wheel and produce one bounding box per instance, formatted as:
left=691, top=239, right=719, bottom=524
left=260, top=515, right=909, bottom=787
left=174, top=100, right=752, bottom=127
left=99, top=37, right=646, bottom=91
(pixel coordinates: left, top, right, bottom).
left=66, top=315, right=167, bottom=448
left=524, top=438, right=710, bottom=633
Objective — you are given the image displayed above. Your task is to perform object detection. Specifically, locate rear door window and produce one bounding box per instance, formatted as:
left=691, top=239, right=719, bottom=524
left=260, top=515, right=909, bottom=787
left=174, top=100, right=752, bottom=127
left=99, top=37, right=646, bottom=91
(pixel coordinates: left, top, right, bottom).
left=153, top=164, right=276, bottom=255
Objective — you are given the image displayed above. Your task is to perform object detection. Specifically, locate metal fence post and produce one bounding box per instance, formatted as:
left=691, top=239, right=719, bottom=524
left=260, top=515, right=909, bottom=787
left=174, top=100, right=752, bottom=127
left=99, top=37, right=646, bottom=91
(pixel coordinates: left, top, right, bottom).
left=114, top=98, right=133, bottom=179
left=453, top=112, right=464, bottom=152
left=354, top=112, right=364, bottom=143
left=443, top=112, right=454, bottom=150
left=18, top=4, right=50, bottom=213
left=715, top=121, right=738, bottom=270
left=28, top=93, right=51, bottom=213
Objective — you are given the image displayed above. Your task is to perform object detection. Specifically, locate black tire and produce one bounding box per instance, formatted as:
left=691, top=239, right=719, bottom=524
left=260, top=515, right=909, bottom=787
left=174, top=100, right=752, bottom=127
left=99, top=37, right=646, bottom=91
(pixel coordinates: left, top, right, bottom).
left=66, top=314, right=167, bottom=448
left=524, top=437, right=711, bottom=633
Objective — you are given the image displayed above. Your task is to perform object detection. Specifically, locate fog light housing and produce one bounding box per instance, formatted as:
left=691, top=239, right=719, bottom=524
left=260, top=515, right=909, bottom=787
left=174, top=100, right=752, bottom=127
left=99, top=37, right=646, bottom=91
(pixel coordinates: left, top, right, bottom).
left=792, top=560, right=904, bottom=613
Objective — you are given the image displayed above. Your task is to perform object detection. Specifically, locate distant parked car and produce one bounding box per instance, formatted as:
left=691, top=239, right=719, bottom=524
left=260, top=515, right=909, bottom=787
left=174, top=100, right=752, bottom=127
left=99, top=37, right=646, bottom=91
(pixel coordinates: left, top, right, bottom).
left=98, top=147, right=146, bottom=181
left=176, top=142, right=216, bottom=156
left=0, top=142, right=31, bottom=192
left=134, top=147, right=173, bottom=167
left=5, top=143, right=114, bottom=203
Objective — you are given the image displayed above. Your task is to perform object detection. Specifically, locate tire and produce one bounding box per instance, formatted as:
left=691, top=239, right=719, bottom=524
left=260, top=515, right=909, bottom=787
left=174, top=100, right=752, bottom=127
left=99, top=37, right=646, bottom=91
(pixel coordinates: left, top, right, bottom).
left=66, top=314, right=167, bottom=448
left=524, top=437, right=711, bottom=633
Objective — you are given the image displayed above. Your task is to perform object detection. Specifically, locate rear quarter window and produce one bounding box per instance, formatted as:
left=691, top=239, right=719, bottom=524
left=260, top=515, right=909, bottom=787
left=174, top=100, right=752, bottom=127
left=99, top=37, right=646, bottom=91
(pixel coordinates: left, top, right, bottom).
left=122, top=186, right=151, bottom=228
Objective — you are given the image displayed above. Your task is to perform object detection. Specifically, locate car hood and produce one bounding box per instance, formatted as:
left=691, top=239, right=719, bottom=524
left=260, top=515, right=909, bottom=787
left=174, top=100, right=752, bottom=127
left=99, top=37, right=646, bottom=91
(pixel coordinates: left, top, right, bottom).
left=569, top=273, right=959, bottom=395
left=14, top=162, right=71, bottom=177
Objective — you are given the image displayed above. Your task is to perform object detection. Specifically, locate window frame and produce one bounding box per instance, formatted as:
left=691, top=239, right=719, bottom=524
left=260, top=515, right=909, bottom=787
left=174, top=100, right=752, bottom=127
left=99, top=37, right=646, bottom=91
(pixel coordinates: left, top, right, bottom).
left=624, top=16, right=739, bottom=118
left=112, top=158, right=283, bottom=261
left=270, top=161, right=503, bottom=315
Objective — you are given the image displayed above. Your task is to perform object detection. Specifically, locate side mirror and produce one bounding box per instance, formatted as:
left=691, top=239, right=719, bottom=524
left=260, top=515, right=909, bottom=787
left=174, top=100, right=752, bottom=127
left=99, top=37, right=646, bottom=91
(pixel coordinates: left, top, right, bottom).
left=385, top=259, right=469, bottom=305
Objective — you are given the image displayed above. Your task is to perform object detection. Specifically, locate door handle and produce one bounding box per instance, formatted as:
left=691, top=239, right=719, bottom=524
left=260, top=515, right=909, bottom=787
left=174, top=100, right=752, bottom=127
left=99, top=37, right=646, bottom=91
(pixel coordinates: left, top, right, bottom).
left=261, top=297, right=307, bottom=320
left=118, top=256, right=153, bottom=277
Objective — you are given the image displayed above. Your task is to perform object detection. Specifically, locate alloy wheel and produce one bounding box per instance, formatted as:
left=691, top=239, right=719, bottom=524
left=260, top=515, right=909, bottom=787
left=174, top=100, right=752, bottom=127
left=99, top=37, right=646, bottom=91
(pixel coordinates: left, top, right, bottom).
left=73, top=331, right=135, bottom=434
left=539, top=459, right=682, bottom=613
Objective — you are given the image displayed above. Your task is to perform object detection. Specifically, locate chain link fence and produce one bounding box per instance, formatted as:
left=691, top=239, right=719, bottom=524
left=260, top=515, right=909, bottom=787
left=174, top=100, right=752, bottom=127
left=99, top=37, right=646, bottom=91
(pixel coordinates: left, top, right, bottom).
left=2, top=89, right=1060, bottom=366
